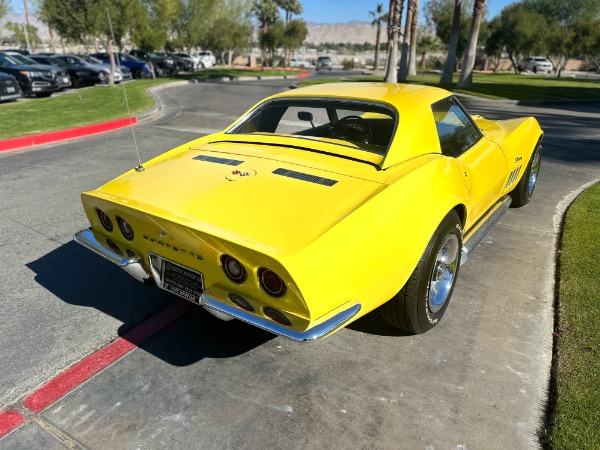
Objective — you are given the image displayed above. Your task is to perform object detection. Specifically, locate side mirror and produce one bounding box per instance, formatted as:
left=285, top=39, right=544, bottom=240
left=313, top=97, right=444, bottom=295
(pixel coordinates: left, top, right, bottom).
left=298, top=111, right=315, bottom=128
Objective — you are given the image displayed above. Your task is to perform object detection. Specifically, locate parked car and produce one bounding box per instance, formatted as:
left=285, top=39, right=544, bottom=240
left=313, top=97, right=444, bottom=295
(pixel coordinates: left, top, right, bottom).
left=316, top=56, right=333, bottom=71
left=82, top=55, right=132, bottom=82
left=0, top=72, right=22, bottom=102
left=198, top=50, right=216, bottom=68
left=4, top=52, right=72, bottom=90
left=290, top=58, right=312, bottom=69
left=129, top=50, right=174, bottom=76
left=29, top=55, right=101, bottom=88
left=167, top=52, right=195, bottom=72
left=0, top=52, right=61, bottom=97
left=517, top=56, right=553, bottom=74
left=74, top=82, right=543, bottom=341
left=172, top=52, right=200, bottom=70
left=90, top=52, right=152, bottom=79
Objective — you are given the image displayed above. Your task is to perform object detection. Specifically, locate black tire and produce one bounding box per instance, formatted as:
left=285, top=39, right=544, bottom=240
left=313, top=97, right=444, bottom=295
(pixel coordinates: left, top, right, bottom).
left=35, top=92, right=53, bottom=98
left=380, top=210, right=462, bottom=334
left=510, top=144, right=542, bottom=208
left=133, top=68, right=144, bottom=79
left=533, top=66, right=537, bottom=73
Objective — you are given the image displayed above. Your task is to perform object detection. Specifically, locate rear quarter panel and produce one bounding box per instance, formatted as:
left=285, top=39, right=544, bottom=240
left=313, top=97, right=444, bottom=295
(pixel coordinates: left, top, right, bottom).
left=283, top=155, right=469, bottom=322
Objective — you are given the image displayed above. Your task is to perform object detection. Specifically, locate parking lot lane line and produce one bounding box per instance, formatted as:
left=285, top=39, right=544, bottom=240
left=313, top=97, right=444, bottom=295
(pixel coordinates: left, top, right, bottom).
left=22, top=299, right=193, bottom=413
left=0, top=410, right=26, bottom=438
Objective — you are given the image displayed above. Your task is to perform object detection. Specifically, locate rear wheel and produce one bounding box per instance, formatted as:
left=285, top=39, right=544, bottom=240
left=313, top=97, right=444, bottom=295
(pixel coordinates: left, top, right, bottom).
left=380, top=211, right=462, bottom=334
left=510, top=144, right=542, bottom=208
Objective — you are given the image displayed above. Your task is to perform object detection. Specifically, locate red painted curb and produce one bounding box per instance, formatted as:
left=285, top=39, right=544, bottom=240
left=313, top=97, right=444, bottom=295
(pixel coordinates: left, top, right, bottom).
left=22, top=299, right=192, bottom=413
left=0, top=117, right=138, bottom=153
left=0, top=410, right=26, bottom=438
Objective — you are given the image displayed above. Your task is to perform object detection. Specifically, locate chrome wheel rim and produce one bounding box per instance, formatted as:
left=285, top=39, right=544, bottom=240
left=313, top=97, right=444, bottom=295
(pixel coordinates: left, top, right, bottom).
left=528, top=149, right=541, bottom=197
left=429, top=234, right=460, bottom=314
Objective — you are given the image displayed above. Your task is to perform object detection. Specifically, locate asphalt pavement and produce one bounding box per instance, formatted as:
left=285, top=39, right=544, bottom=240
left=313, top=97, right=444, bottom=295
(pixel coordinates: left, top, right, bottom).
left=1, top=79, right=599, bottom=449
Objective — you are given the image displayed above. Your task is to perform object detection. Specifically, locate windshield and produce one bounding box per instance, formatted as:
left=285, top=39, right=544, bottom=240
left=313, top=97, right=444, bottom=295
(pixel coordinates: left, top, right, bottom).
left=9, top=54, right=37, bottom=65
left=228, top=98, right=397, bottom=155
left=0, top=54, right=20, bottom=65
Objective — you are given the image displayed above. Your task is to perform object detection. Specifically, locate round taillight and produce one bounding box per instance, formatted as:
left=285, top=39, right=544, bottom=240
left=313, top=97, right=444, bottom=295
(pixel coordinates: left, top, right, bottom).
left=263, top=307, right=291, bottom=326
left=221, top=255, right=247, bottom=283
left=228, top=293, right=254, bottom=312
left=258, top=268, right=286, bottom=298
left=106, top=239, right=123, bottom=256
left=116, top=216, right=134, bottom=240
left=96, top=209, right=113, bottom=232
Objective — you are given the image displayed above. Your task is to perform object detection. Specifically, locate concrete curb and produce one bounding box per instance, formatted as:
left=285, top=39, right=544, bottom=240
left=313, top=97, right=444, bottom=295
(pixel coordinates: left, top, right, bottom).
left=0, top=80, right=193, bottom=153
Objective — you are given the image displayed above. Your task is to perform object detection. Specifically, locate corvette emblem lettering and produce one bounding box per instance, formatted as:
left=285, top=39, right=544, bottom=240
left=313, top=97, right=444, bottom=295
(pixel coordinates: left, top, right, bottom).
left=226, top=169, right=257, bottom=181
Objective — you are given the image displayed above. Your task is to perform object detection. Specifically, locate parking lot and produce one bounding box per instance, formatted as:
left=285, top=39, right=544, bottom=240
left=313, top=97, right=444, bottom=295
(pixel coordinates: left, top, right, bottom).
left=1, top=80, right=599, bottom=449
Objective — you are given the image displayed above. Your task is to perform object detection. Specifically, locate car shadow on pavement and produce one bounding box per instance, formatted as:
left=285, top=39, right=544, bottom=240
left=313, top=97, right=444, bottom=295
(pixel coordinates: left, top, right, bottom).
left=347, top=310, right=412, bottom=337
left=26, top=241, right=274, bottom=366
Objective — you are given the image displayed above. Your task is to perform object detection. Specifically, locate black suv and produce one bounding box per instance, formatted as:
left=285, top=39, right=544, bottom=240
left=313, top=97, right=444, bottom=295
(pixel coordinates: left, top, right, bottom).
left=0, top=52, right=60, bottom=97
left=29, top=55, right=101, bottom=88
left=129, top=50, right=174, bottom=76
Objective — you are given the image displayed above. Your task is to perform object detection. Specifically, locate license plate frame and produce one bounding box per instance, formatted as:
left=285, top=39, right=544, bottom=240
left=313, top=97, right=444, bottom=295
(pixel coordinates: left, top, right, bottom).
left=156, top=256, right=204, bottom=305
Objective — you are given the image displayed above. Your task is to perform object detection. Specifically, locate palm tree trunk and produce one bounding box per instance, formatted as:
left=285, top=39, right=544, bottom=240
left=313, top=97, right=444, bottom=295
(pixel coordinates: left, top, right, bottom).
left=385, top=0, right=404, bottom=83
left=457, top=0, right=487, bottom=89
left=440, top=0, right=462, bottom=85
left=398, top=0, right=413, bottom=81
left=408, top=0, right=419, bottom=76
left=374, top=22, right=381, bottom=70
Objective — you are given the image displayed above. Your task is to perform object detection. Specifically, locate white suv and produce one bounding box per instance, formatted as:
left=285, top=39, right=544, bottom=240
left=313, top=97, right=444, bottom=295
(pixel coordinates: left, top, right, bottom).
left=517, top=56, right=553, bottom=74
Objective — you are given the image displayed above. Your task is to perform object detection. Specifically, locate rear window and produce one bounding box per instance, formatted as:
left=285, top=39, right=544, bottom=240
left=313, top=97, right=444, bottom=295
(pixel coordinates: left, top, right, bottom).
left=228, top=98, right=397, bottom=155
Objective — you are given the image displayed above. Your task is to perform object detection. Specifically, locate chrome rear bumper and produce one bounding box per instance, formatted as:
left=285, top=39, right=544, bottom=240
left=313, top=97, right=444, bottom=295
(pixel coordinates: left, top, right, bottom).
left=73, top=227, right=361, bottom=342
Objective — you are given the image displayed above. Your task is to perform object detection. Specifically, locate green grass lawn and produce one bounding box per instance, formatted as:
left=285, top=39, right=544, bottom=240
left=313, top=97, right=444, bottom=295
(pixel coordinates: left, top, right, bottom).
left=545, top=182, right=600, bottom=449
left=298, top=72, right=600, bottom=101
left=0, top=68, right=303, bottom=140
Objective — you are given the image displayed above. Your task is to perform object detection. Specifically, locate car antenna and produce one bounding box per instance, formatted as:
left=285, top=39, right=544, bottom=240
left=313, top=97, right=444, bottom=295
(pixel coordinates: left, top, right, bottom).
left=106, top=7, right=144, bottom=172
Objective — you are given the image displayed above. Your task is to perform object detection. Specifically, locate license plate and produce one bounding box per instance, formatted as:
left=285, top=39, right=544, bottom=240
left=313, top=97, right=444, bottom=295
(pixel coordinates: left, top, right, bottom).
left=7, top=87, right=15, bottom=93
left=63, top=77, right=69, bottom=83
left=160, top=258, right=204, bottom=304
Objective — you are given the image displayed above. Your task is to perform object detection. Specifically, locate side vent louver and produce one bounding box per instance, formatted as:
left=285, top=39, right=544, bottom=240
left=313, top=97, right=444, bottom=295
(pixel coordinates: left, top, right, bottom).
left=506, top=166, right=522, bottom=188
left=194, top=155, right=244, bottom=166
left=272, top=168, right=338, bottom=187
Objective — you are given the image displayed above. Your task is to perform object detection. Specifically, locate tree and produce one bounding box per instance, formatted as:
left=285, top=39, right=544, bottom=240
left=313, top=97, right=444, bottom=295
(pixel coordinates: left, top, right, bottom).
left=416, top=34, right=438, bottom=69
left=283, top=19, right=307, bottom=66
left=570, top=19, right=600, bottom=71
left=428, top=0, right=462, bottom=84
left=204, top=0, right=252, bottom=65
left=456, top=0, right=486, bottom=89
left=384, top=0, right=404, bottom=83
left=260, top=20, right=284, bottom=66
left=369, top=3, right=386, bottom=70
left=253, top=0, right=280, bottom=66
left=132, top=0, right=179, bottom=51
left=398, top=0, right=416, bottom=80
left=522, top=0, right=600, bottom=25
left=171, top=0, right=219, bottom=51
left=408, top=0, right=419, bottom=76
left=40, top=0, right=145, bottom=84
left=487, top=4, right=548, bottom=74
left=276, top=0, right=302, bottom=24
left=5, top=22, right=42, bottom=48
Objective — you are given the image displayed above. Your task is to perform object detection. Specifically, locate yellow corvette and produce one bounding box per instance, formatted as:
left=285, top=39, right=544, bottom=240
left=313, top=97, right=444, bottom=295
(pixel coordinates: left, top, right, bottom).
left=74, top=83, right=543, bottom=341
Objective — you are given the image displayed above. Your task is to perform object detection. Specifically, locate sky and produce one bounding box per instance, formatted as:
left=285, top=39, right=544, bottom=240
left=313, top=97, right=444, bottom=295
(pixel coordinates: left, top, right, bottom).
left=291, top=0, right=516, bottom=24
left=7, top=0, right=518, bottom=24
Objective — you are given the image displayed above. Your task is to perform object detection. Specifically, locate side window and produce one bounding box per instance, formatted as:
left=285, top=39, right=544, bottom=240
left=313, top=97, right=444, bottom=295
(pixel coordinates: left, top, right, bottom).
left=432, top=97, right=481, bottom=157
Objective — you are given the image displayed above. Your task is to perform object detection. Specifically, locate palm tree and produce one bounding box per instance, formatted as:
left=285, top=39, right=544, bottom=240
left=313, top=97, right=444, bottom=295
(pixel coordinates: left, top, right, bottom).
left=407, top=0, right=419, bottom=76
left=457, top=0, right=486, bottom=88
left=417, top=34, right=438, bottom=69
left=276, top=0, right=302, bottom=24
left=253, top=0, right=280, bottom=66
left=397, top=0, right=414, bottom=80
left=439, top=0, right=462, bottom=85
left=369, top=3, right=386, bottom=71
left=384, top=0, right=404, bottom=83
